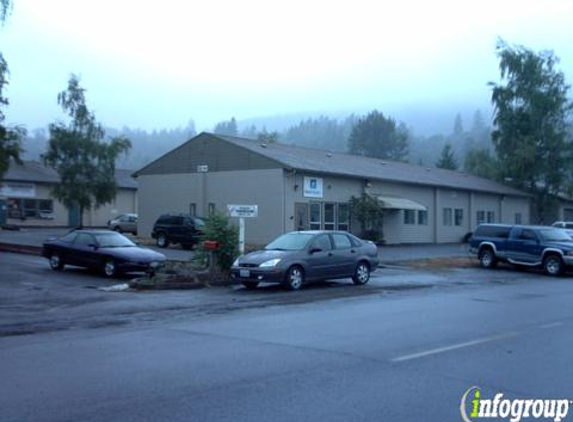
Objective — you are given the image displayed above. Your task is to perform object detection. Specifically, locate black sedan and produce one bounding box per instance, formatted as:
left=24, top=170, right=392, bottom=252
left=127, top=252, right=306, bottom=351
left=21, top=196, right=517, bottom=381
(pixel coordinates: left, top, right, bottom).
left=231, top=231, right=379, bottom=290
left=42, top=229, right=166, bottom=278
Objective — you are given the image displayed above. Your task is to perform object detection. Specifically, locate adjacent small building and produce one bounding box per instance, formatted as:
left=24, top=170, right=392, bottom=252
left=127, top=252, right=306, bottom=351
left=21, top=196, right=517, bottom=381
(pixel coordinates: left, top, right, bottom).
left=134, top=132, right=530, bottom=245
left=0, top=160, right=138, bottom=227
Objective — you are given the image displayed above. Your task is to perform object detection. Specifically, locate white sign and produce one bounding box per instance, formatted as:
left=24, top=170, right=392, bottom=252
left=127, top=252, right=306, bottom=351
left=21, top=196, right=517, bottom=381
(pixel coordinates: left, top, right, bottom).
left=0, top=183, right=36, bottom=198
left=303, top=177, right=323, bottom=198
left=227, top=204, right=258, bottom=218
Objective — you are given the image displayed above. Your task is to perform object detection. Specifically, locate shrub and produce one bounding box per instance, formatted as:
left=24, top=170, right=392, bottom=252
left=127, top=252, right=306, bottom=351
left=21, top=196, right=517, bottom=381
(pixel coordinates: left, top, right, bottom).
left=198, top=212, right=239, bottom=271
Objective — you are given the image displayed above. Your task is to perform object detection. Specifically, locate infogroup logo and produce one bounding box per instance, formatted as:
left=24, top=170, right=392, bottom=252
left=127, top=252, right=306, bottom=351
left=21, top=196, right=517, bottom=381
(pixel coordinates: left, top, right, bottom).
left=460, top=386, right=571, bottom=422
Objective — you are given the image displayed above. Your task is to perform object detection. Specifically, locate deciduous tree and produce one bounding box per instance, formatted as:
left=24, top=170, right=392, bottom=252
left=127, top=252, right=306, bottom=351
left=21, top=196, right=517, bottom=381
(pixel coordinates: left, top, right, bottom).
left=490, top=40, right=573, bottom=223
left=43, top=75, right=131, bottom=225
left=348, top=110, right=408, bottom=161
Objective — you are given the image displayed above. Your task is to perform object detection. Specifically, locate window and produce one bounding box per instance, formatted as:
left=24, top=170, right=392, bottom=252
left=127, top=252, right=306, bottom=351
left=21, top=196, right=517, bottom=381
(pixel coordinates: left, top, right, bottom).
left=208, top=203, right=216, bottom=216
left=477, top=211, right=485, bottom=225
left=311, top=234, right=332, bottom=251
left=337, top=204, right=350, bottom=231
left=403, top=210, right=416, bottom=225
left=455, top=208, right=463, bottom=226
left=74, top=233, right=94, bottom=246
left=324, top=203, right=335, bottom=230
left=309, top=203, right=321, bottom=230
left=8, top=198, right=53, bottom=219
left=515, top=213, right=522, bottom=224
left=417, top=210, right=428, bottom=225
left=332, top=233, right=352, bottom=249
left=487, top=211, right=495, bottom=223
left=443, top=208, right=453, bottom=226
left=519, top=229, right=537, bottom=241
left=189, top=203, right=196, bottom=217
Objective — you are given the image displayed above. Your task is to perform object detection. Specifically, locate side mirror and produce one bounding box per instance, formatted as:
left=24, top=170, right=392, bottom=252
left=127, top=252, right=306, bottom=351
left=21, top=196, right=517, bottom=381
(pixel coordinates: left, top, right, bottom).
left=88, top=243, right=98, bottom=250
left=309, top=247, right=322, bottom=254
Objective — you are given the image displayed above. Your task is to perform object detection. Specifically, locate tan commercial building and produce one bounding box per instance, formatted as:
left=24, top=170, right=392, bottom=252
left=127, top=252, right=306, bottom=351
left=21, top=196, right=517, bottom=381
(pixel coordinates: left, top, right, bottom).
left=1, top=160, right=137, bottom=227
left=134, top=132, right=530, bottom=245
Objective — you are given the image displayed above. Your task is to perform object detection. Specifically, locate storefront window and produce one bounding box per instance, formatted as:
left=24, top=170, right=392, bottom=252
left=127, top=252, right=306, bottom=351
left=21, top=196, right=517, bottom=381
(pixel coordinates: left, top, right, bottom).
left=309, top=202, right=321, bottom=230
left=337, top=204, right=349, bottom=231
left=324, top=203, right=335, bottom=230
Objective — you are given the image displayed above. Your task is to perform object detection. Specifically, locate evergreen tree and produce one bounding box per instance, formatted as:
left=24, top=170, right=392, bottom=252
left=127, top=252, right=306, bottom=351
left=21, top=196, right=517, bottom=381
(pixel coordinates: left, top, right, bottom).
left=436, top=142, right=458, bottom=170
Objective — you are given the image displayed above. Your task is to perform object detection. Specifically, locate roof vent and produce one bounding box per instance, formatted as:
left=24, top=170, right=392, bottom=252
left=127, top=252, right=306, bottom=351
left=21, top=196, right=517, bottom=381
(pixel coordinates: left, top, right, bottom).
left=260, top=143, right=267, bottom=148
left=380, top=161, right=387, bottom=165
left=426, top=168, right=431, bottom=171
left=326, top=152, right=333, bottom=158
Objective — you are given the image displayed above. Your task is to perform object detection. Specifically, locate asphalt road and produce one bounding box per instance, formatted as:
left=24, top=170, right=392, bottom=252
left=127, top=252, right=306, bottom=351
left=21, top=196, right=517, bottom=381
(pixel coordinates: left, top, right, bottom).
left=1, top=253, right=573, bottom=421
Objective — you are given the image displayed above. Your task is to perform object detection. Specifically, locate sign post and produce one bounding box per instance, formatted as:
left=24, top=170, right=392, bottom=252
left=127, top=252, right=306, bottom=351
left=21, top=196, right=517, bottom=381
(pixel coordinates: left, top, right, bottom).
left=227, top=205, right=258, bottom=254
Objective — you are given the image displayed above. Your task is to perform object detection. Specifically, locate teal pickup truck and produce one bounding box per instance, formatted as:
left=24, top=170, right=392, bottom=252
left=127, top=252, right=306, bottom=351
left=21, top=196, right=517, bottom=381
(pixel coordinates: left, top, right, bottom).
left=469, top=224, right=573, bottom=276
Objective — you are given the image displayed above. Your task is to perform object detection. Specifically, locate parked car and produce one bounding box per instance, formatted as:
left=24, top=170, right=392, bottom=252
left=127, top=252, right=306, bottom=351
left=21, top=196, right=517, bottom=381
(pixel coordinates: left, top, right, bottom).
left=151, top=214, right=205, bottom=249
left=469, top=224, right=573, bottom=276
left=231, top=230, right=380, bottom=290
left=107, top=213, right=138, bottom=235
left=42, top=229, right=166, bottom=277
left=552, top=221, right=573, bottom=237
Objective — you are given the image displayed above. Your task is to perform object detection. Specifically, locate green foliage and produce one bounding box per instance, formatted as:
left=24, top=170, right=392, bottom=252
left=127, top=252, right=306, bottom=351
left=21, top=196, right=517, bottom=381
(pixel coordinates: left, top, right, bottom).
left=0, top=1, right=24, bottom=181
left=348, top=110, right=409, bottom=161
left=43, top=75, right=131, bottom=224
left=464, top=148, right=499, bottom=179
left=349, top=193, right=384, bottom=242
left=197, top=212, right=239, bottom=271
left=282, top=115, right=357, bottom=152
left=256, top=130, right=279, bottom=144
left=436, top=142, right=458, bottom=170
left=490, top=40, right=573, bottom=223
left=213, top=118, right=238, bottom=137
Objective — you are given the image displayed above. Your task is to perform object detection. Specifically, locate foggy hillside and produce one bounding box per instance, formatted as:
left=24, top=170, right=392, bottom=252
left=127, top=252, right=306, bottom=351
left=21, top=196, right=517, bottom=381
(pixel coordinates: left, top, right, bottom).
left=20, top=107, right=494, bottom=172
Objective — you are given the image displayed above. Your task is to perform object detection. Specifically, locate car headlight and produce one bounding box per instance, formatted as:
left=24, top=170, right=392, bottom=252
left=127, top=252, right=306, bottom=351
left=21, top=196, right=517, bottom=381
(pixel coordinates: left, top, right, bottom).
left=260, top=258, right=281, bottom=268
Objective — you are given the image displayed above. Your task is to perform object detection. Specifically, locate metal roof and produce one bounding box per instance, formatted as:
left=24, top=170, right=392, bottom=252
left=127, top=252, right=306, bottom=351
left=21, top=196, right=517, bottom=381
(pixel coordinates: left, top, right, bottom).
left=3, top=160, right=137, bottom=189
left=214, top=133, right=528, bottom=197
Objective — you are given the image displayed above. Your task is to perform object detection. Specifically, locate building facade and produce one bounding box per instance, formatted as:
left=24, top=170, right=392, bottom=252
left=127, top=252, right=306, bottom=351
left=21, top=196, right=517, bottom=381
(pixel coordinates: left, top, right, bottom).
left=134, top=133, right=530, bottom=245
left=0, top=161, right=138, bottom=227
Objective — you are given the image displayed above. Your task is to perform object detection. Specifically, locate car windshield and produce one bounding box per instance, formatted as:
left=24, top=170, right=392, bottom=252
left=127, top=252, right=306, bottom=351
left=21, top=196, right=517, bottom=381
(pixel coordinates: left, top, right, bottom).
left=265, top=233, right=315, bottom=251
left=539, top=228, right=572, bottom=242
left=95, top=233, right=136, bottom=248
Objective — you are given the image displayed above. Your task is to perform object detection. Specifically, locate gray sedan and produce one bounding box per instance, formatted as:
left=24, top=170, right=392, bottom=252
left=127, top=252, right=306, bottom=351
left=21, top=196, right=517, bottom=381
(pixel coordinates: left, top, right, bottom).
left=231, top=231, right=379, bottom=290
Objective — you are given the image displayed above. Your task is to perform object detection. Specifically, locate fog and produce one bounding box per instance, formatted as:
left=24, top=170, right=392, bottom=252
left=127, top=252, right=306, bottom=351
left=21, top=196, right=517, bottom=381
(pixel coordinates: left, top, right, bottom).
left=1, top=0, right=572, bottom=140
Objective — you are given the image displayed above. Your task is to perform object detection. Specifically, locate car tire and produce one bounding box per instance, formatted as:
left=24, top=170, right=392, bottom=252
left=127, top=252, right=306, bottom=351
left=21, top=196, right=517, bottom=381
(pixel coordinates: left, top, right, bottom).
left=543, top=254, right=564, bottom=276
left=182, top=243, right=193, bottom=250
left=114, top=226, right=123, bottom=233
left=103, top=259, right=117, bottom=278
left=352, top=261, right=370, bottom=285
left=479, top=247, right=497, bottom=269
left=156, top=233, right=169, bottom=248
left=49, top=253, right=64, bottom=271
left=283, top=265, right=304, bottom=291
left=242, top=281, right=259, bottom=290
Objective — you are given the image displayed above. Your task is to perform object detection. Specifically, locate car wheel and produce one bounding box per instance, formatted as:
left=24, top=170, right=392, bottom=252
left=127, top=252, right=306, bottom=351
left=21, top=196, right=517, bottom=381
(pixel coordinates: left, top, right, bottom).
left=543, top=254, right=564, bottom=276
left=242, top=281, right=259, bottom=290
left=283, top=266, right=304, bottom=291
left=352, top=261, right=370, bottom=285
left=49, top=253, right=64, bottom=271
left=479, top=247, right=497, bottom=269
left=156, top=233, right=169, bottom=248
left=103, top=259, right=117, bottom=278
left=114, top=226, right=123, bottom=233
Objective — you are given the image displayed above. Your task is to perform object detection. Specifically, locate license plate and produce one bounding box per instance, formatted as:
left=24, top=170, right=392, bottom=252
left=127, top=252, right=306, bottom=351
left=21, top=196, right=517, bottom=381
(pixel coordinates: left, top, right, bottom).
left=240, top=269, right=250, bottom=278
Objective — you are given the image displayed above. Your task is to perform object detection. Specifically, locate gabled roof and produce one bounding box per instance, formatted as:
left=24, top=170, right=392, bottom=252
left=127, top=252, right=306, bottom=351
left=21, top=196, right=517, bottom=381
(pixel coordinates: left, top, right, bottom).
left=2, top=160, right=137, bottom=190
left=212, top=133, right=527, bottom=197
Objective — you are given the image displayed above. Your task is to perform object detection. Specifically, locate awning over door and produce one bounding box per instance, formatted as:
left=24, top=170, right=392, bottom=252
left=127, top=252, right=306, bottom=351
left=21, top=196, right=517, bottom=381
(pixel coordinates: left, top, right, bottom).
left=377, top=196, right=427, bottom=211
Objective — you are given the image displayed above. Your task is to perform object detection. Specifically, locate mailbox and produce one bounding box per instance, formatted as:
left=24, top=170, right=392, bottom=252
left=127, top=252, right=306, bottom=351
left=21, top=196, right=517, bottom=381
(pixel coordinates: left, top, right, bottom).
left=203, top=240, right=220, bottom=250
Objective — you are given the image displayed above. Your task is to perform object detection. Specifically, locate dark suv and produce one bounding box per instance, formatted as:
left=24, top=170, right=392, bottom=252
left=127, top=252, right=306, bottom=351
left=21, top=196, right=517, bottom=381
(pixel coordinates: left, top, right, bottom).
left=151, top=214, right=205, bottom=249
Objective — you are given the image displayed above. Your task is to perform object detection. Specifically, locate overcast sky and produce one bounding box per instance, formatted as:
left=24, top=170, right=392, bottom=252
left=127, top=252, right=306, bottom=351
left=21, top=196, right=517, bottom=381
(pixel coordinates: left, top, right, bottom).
left=1, top=0, right=572, bottom=133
